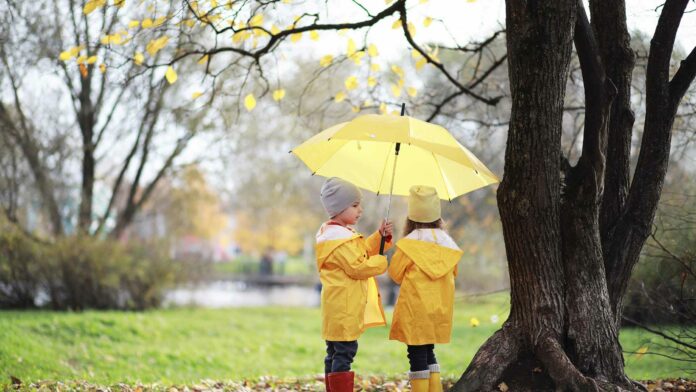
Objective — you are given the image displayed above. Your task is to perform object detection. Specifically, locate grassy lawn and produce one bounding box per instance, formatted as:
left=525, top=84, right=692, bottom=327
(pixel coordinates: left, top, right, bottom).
left=0, top=292, right=690, bottom=385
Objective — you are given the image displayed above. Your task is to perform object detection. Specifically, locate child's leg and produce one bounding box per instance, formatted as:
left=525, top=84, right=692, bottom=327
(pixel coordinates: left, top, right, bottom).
left=426, top=344, right=442, bottom=392
left=330, top=341, right=358, bottom=372
left=325, top=342, right=336, bottom=375
left=407, top=345, right=431, bottom=391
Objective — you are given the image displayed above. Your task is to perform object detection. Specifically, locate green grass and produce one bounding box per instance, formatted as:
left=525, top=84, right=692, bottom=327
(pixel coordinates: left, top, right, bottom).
left=0, top=292, right=690, bottom=385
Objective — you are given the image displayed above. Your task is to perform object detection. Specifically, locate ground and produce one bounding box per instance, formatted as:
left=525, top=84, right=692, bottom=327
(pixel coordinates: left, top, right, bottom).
left=0, top=293, right=692, bottom=390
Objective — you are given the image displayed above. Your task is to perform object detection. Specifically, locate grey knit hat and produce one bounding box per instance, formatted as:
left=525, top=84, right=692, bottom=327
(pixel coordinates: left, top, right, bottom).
left=320, top=177, right=362, bottom=218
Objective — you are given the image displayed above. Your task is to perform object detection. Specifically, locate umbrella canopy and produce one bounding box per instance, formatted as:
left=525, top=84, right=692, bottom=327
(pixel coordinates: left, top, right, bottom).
left=291, top=114, right=499, bottom=201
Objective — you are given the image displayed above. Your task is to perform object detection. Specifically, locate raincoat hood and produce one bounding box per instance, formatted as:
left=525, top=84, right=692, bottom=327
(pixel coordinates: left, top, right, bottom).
left=396, top=229, right=462, bottom=280
left=315, top=223, right=359, bottom=269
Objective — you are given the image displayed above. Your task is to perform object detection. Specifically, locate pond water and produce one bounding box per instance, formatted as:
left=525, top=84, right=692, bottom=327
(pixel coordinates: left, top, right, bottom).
left=164, top=281, right=321, bottom=308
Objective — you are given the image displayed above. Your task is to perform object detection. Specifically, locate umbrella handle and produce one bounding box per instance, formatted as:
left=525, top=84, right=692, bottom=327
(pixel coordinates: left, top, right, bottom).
left=379, top=103, right=406, bottom=255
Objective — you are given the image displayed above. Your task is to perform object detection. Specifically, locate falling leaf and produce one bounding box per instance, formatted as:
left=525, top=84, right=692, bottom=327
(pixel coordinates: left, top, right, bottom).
left=290, top=32, right=303, bottom=42
left=470, top=317, right=480, bottom=327
left=407, top=87, right=418, bottom=97
left=134, top=52, right=144, bottom=65
left=370, top=63, right=381, bottom=72
left=344, top=76, right=358, bottom=91
left=635, top=346, right=648, bottom=360
left=334, top=91, right=346, bottom=103
left=128, top=20, right=140, bottom=29
left=79, top=63, right=88, bottom=78
left=319, top=55, right=333, bottom=67
left=367, top=76, right=377, bottom=88
left=391, top=19, right=402, bottom=29
left=368, top=44, right=379, bottom=57
left=165, top=66, right=178, bottom=84
left=244, top=94, right=256, bottom=111
left=191, top=91, right=203, bottom=99
left=390, top=84, right=401, bottom=98
left=346, top=38, right=356, bottom=57
left=310, top=31, right=319, bottom=41
left=142, top=18, right=153, bottom=28
left=273, top=89, right=286, bottom=101
left=423, top=17, right=432, bottom=27
left=99, top=63, right=106, bottom=73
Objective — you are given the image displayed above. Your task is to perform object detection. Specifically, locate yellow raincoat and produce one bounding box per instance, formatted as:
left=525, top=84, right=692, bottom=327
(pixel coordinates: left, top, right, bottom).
left=316, top=222, right=391, bottom=341
left=388, top=229, right=463, bottom=345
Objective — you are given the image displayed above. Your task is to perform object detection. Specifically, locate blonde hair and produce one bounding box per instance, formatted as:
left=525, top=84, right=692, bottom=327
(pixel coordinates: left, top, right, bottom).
left=403, top=218, right=444, bottom=237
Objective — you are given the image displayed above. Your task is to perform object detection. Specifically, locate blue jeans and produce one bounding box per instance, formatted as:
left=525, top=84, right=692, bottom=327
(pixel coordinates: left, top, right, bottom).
left=325, top=340, right=358, bottom=373
left=407, top=344, right=437, bottom=371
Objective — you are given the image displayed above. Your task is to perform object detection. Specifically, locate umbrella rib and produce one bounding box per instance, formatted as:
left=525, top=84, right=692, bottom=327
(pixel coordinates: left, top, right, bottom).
left=375, top=142, right=394, bottom=195
left=432, top=152, right=452, bottom=202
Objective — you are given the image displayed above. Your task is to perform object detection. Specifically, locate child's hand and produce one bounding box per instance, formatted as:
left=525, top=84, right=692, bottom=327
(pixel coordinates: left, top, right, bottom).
left=379, top=219, right=394, bottom=238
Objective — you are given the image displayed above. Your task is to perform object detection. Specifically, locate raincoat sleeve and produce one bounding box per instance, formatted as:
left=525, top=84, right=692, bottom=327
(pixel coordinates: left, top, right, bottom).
left=365, top=231, right=393, bottom=256
left=387, top=249, right=411, bottom=284
left=332, top=240, right=388, bottom=280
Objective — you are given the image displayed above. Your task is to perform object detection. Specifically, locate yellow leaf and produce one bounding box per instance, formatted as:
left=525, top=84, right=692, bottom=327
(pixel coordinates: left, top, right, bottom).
left=86, top=55, right=97, bottom=64
left=319, top=54, right=333, bottom=67
left=83, top=1, right=98, bottom=15
left=244, top=94, right=256, bottom=111
left=344, top=75, right=358, bottom=91
left=468, top=0, right=476, bottom=2
left=379, top=102, right=387, bottom=114
left=196, top=55, right=208, bottom=65
left=423, top=17, right=432, bottom=27
left=290, top=32, right=302, bottom=42
left=347, top=38, right=356, bottom=57
left=391, top=65, right=404, bottom=78
left=391, top=84, right=401, bottom=98
left=271, top=24, right=280, bottom=35
left=412, top=49, right=423, bottom=60
left=351, top=106, right=360, bottom=113
left=165, top=66, right=177, bottom=84
left=407, top=22, right=416, bottom=36
left=416, top=57, right=427, bottom=70
left=142, top=18, right=153, bottom=28
left=368, top=44, right=378, bottom=57
left=420, top=0, right=428, bottom=3
left=635, top=346, right=648, bottom=360
left=249, top=14, right=264, bottom=27
left=153, top=16, right=166, bottom=27
left=272, top=89, right=286, bottom=101
left=363, top=99, right=373, bottom=107
left=310, top=30, right=320, bottom=41
left=334, top=91, right=346, bottom=103
left=282, top=0, right=291, bottom=3
left=192, top=91, right=203, bottom=99
left=407, top=87, right=418, bottom=97
left=470, top=317, right=480, bottom=327
left=76, top=55, right=87, bottom=64
left=114, top=0, right=125, bottom=8
left=391, top=19, right=401, bottom=29
left=134, top=52, right=144, bottom=65
left=351, top=51, right=365, bottom=66
left=128, top=20, right=140, bottom=29
left=370, top=63, right=381, bottom=72
left=59, top=51, right=73, bottom=61
left=398, top=78, right=405, bottom=87
left=99, top=63, right=106, bottom=73
left=70, top=46, right=83, bottom=57
left=211, top=0, right=218, bottom=7
left=367, top=76, right=377, bottom=88
left=385, top=0, right=394, bottom=3
left=146, top=36, right=169, bottom=56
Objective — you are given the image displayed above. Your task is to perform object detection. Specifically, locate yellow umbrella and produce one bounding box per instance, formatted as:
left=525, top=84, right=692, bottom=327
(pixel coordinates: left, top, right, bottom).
left=291, top=111, right=499, bottom=201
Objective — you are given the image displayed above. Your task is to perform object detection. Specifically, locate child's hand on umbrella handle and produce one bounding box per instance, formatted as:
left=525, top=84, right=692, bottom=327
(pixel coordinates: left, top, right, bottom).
left=380, top=219, right=394, bottom=238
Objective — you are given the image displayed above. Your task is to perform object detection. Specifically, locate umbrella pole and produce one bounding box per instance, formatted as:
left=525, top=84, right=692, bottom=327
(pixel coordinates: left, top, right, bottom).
left=379, top=103, right=406, bottom=255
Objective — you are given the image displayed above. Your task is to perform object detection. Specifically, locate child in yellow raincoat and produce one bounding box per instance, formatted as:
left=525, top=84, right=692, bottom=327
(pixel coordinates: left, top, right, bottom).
left=388, top=185, right=463, bottom=392
left=316, top=177, right=393, bottom=392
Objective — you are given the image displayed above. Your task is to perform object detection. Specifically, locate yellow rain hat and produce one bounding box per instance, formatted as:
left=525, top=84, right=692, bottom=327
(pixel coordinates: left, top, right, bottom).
left=408, top=185, right=441, bottom=223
